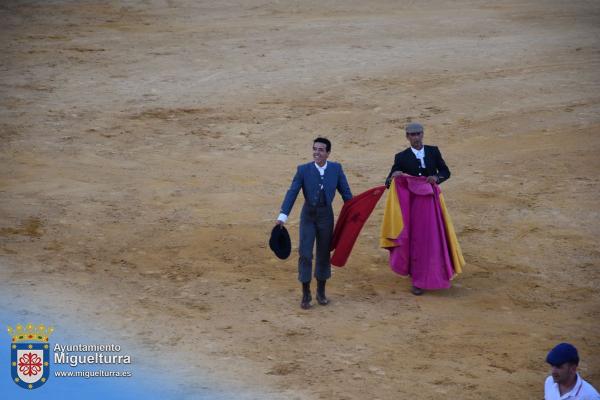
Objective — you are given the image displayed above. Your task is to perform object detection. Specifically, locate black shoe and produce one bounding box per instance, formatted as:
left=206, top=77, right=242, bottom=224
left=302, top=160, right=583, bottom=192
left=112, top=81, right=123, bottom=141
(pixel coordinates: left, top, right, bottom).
left=411, top=286, right=424, bottom=296
left=316, top=292, right=329, bottom=305
left=316, top=280, right=329, bottom=305
left=301, top=282, right=312, bottom=309
left=301, top=292, right=312, bottom=309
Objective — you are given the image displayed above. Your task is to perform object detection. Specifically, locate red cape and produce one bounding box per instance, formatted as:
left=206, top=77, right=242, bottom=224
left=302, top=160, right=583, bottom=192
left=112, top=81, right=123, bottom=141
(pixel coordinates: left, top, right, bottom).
left=330, top=186, right=386, bottom=267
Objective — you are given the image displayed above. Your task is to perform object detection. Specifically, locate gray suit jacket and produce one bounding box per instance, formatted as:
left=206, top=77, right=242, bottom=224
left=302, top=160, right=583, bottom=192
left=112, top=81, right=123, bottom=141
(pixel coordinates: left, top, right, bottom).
left=280, top=161, right=352, bottom=216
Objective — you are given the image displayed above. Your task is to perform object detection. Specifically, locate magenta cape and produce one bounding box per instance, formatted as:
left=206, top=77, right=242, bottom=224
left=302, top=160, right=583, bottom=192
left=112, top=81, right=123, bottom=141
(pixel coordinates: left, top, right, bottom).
left=330, top=186, right=386, bottom=267
left=384, top=176, right=456, bottom=290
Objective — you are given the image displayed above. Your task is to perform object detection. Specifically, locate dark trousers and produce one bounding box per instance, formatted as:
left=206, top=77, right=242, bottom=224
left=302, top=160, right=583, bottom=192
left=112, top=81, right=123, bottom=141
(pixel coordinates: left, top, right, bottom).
left=298, top=204, right=334, bottom=283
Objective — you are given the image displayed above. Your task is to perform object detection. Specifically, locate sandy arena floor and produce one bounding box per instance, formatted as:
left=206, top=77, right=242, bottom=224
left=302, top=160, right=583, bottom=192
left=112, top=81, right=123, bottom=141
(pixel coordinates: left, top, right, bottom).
left=1, top=1, right=599, bottom=398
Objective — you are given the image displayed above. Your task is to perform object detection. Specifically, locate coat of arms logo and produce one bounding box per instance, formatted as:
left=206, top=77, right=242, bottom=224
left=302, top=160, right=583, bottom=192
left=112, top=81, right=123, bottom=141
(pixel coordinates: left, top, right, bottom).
left=7, top=323, right=54, bottom=389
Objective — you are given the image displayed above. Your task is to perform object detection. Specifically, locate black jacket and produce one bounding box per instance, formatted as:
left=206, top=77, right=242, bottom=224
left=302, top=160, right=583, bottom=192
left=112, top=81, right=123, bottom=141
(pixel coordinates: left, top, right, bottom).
left=385, top=145, right=450, bottom=187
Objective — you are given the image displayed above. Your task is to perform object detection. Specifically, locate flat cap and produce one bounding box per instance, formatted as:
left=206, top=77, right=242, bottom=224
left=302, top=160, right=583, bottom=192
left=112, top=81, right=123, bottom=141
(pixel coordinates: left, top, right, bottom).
left=546, top=343, right=579, bottom=366
left=405, top=122, right=424, bottom=134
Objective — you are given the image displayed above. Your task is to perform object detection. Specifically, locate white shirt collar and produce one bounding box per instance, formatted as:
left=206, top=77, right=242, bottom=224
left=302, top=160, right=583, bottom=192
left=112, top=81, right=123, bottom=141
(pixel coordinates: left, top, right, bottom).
left=561, top=374, right=583, bottom=399
left=547, top=374, right=583, bottom=400
left=314, top=161, right=328, bottom=174
left=411, top=146, right=425, bottom=158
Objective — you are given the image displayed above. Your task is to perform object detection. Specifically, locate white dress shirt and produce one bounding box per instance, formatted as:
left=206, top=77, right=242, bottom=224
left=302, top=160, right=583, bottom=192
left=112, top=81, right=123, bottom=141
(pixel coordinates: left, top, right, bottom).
left=411, top=146, right=426, bottom=168
left=545, top=374, right=600, bottom=400
left=314, top=161, right=328, bottom=176
left=277, top=162, right=328, bottom=223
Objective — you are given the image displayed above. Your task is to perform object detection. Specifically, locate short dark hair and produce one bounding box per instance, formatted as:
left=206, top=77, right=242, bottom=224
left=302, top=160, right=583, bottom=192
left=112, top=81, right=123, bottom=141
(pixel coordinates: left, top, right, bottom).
left=313, top=137, right=331, bottom=152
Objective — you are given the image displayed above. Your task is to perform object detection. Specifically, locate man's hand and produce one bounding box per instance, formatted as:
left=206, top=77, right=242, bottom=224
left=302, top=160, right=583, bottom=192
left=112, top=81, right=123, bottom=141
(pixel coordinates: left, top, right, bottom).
left=275, top=220, right=284, bottom=226
left=391, top=171, right=407, bottom=178
left=426, top=175, right=439, bottom=184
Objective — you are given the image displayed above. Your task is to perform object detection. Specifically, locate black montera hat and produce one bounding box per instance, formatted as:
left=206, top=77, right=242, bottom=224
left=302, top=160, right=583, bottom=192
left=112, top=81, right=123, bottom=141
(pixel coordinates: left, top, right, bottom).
left=269, top=225, right=291, bottom=260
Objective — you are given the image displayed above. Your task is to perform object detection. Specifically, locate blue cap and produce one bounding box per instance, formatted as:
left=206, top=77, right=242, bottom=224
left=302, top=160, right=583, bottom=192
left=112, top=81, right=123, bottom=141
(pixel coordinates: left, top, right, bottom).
left=546, top=343, right=579, bottom=366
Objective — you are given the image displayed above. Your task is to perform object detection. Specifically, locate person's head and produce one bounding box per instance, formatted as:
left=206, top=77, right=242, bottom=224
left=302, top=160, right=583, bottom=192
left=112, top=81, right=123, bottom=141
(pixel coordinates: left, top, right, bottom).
left=546, top=343, right=579, bottom=385
left=405, top=122, right=424, bottom=149
left=551, top=362, right=578, bottom=385
left=313, top=137, right=331, bottom=166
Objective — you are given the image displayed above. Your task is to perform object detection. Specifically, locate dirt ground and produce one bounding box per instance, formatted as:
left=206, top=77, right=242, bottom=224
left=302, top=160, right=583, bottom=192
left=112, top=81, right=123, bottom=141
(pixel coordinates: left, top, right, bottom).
left=1, top=0, right=599, bottom=398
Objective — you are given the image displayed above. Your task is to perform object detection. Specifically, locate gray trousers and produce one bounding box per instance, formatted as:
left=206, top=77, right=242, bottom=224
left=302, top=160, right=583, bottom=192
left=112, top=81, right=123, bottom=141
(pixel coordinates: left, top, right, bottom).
left=298, top=204, right=334, bottom=283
